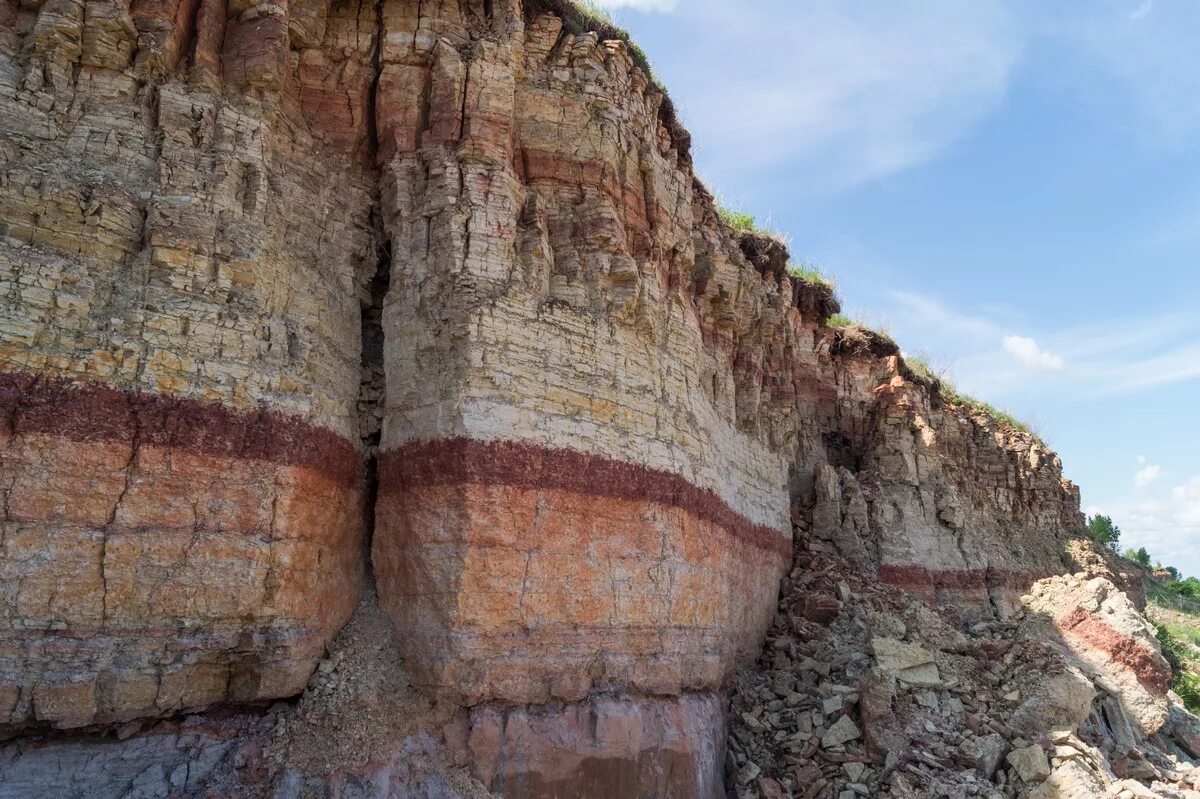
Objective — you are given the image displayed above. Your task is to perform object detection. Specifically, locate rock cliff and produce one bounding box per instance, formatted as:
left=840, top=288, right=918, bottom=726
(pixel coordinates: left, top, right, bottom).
left=0, top=1, right=1195, bottom=797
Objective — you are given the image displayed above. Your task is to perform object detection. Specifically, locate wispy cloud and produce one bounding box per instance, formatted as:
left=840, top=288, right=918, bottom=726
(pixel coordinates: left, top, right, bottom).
left=1057, top=0, right=1200, bottom=141
left=665, top=0, right=1021, bottom=193
left=1129, top=0, right=1154, bottom=21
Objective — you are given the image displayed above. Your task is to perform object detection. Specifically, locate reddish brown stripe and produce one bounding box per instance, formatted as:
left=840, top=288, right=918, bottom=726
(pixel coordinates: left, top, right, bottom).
left=879, top=564, right=1050, bottom=592
left=0, top=371, right=361, bottom=486
left=1058, top=607, right=1171, bottom=695
left=378, top=437, right=791, bottom=559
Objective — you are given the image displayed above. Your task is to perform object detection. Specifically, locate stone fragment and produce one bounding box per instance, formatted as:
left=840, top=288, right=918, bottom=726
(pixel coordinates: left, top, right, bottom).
left=1007, top=745, right=1051, bottom=783
left=822, top=715, right=860, bottom=748
left=1009, top=664, right=1096, bottom=735
left=871, top=638, right=941, bottom=687
left=962, top=732, right=1007, bottom=779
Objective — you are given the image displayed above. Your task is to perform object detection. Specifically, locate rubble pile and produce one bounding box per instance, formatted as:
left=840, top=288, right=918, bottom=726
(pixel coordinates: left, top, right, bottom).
left=727, top=539, right=1200, bottom=799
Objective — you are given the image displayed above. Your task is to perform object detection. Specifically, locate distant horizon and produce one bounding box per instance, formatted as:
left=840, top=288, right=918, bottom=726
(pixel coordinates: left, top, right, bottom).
left=596, top=0, right=1200, bottom=580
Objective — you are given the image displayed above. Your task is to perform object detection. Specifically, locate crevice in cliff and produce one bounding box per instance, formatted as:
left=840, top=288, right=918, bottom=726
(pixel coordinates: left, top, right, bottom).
left=359, top=224, right=390, bottom=556
left=360, top=0, right=390, bottom=560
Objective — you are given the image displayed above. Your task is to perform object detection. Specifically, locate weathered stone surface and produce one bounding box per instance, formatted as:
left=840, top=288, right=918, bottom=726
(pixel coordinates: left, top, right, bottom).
left=1007, top=745, right=1051, bottom=783
left=0, top=0, right=376, bottom=729
left=871, top=637, right=941, bottom=687
left=444, top=694, right=725, bottom=798
left=1023, top=574, right=1172, bottom=736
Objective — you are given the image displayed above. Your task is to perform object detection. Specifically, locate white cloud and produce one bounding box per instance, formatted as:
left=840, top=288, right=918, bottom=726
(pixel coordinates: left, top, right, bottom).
left=669, top=0, right=1020, bottom=193
left=1134, top=463, right=1162, bottom=489
left=1104, top=479, right=1200, bottom=577
left=1129, top=0, right=1154, bottom=21
left=1172, top=477, right=1200, bottom=525
left=589, top=0, right=678, bottom=10
left=1002, top=335, right=1065, bottom=372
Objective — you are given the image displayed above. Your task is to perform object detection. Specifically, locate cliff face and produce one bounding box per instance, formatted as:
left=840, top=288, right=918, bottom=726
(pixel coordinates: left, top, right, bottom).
left=0, top=1, right=1191, bottom=798
left=1, top=0, right=377, bottom=731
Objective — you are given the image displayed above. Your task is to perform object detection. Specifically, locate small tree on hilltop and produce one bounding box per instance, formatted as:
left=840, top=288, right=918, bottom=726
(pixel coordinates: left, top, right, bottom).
left=1133, top=547, right=1152, bottom=567
left=1086, top=514, right=1122, bottom=552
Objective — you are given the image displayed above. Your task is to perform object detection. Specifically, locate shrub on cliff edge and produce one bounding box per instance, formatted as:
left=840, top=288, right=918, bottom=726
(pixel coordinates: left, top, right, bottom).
left=1086, top=514, right=1122, bottom=552
left=1153, top=620, right=1200, bottom=714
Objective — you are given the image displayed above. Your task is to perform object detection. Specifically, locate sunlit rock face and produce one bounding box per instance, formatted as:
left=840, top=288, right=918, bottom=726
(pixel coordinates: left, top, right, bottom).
left=0, top=0, right=1090, bottom=796
left=0, top=0, right=376, bottom=729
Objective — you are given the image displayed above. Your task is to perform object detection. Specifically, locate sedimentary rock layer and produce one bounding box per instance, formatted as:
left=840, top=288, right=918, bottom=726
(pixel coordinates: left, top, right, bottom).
left=375, top=438, right=788, bottom=704
left=0, top=372, right=363, bottom=728
left=0, top=0, right=377, bottom=730
left=444, top=694, right=726, bottom=798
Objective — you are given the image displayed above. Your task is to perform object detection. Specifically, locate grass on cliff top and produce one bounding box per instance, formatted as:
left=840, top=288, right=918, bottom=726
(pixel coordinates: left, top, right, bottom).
left=786, top=260, right=834, bottom=288
left=827, top=313, right=891, bottom=337
left=901, top=355, right=1038, bottom=437
left=945, top=390, right=1033, bottom=436
left=717, top=204, right=760, bottom=232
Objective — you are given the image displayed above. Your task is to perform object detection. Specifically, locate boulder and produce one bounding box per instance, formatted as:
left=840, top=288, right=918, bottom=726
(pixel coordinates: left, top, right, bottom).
left=1009, top=665, right=1096, bottom=735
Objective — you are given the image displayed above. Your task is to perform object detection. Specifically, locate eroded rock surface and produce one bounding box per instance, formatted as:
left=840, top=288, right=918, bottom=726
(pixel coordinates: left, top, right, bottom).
left=0, top=0, right=1195, bottom=797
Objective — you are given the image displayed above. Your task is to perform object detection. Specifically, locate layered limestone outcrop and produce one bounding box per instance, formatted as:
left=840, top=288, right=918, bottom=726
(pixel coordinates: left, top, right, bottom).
left=0, top=0, right=1184, bottom=797
left=372, top=6, right=791, bottom=712
left=0, top=0, right=377, bottom=730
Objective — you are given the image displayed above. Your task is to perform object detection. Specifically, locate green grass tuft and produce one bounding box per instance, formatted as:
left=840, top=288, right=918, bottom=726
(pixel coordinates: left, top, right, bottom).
left=718, top=205, right=757, bottom=231
left=786, top=260, right=833, bottom=287
left=904, top=356, right=938, bottom=383
left=826, top=313, right=854, bottom=329
left=943, top=388, right=1032, bottom=435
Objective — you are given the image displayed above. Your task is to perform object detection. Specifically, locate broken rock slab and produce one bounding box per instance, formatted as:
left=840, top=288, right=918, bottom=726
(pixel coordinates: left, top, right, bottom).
left=822, top=715, right=861, bottom=748
left=961, top=732, right=1008, bottom=779
left=1009, top=664, right=1096, bottom=736
left=871, top=638, right=941, bottom=687
left=1006, top=744, right=1051, bottom=783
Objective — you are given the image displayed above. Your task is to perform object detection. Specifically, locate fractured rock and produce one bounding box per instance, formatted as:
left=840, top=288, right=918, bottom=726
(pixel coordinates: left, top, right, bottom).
left=1007, top=745, right=1052, bottom=783
left=822, top=715, right=861, bottom=748
left=871, top=638, right=941, bottom=687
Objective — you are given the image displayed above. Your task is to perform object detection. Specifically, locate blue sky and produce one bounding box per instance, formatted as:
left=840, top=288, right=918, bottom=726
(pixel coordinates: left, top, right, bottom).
left=593, top=0, right=1200, bottom=578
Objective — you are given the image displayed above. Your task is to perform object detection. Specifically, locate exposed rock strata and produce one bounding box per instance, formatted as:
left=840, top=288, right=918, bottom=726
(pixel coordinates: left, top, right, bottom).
left=0, top=0, right=1186, bottom=797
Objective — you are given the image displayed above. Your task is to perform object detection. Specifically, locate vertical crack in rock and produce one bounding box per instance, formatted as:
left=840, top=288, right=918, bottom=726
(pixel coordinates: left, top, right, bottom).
left=358, top=0, right=390, bottom=557
left=359, top=218, right=391, bottom=556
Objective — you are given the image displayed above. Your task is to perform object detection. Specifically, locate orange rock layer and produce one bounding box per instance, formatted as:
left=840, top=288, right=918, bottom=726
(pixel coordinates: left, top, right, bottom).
left=373, top=437, right=791, bottom=706
left=0, top=371, right=364, bottom=729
